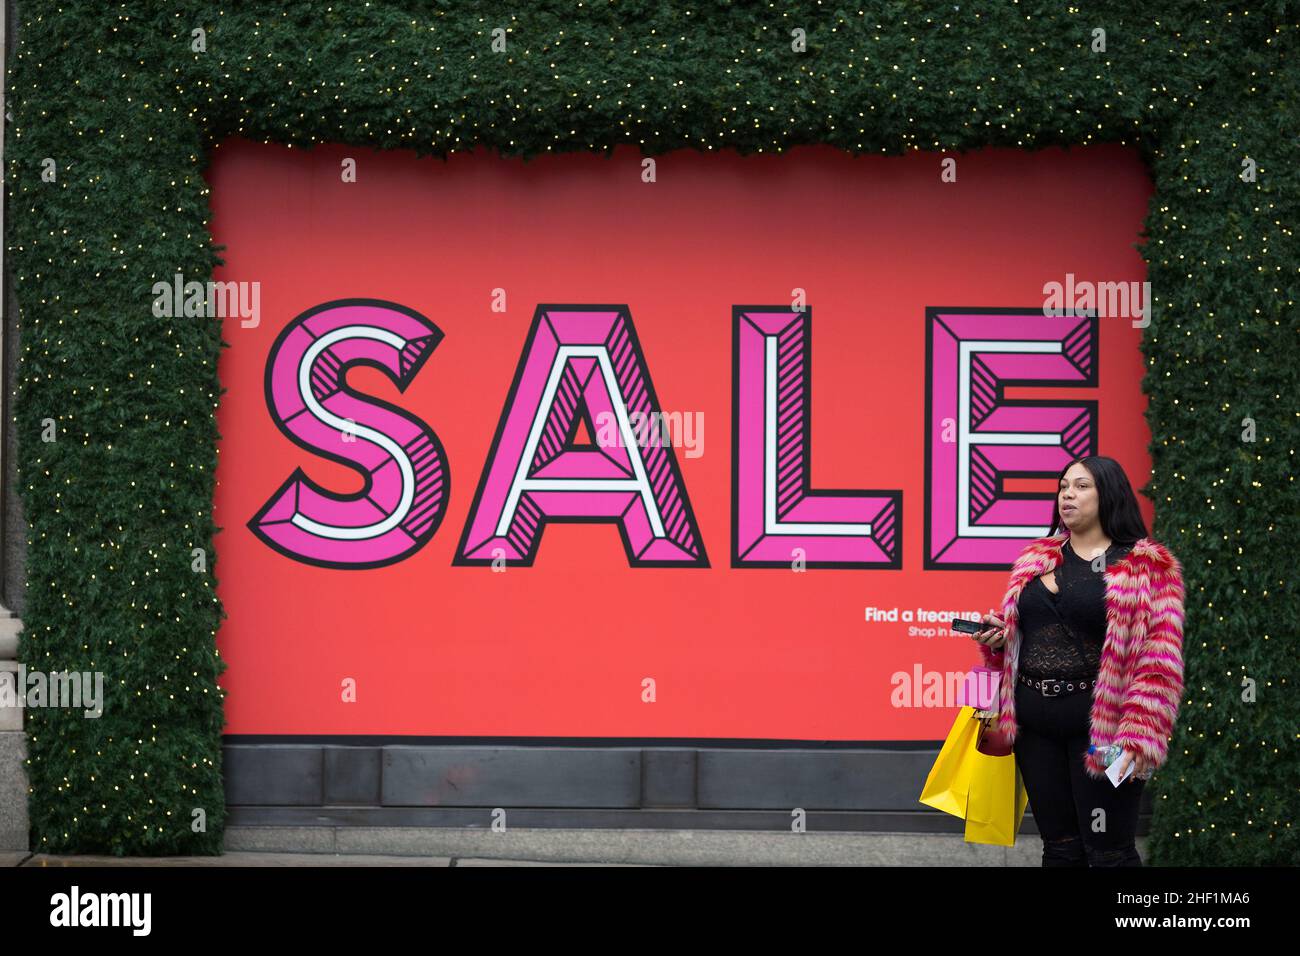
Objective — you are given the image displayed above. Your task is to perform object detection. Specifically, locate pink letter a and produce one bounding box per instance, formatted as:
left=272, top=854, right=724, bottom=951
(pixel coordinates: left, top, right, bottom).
left=456, top=305, right=707, bottom=567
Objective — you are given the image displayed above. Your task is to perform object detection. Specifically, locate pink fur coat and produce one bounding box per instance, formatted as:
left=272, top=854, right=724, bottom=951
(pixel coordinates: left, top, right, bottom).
left=978, top=531, right=1186, bottom=779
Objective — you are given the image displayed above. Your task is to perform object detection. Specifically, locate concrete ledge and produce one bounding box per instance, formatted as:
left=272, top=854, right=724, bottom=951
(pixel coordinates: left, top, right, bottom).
left=0, top=662, right=21, bottom=731
left=5, top=832, right=1153, bottom=866
left=0, top=612, right=21, bottom=660
left=0, top=730, right=27, bottom=852
left=226, top=824, right=337, bottom=854
left=9, top=852, right=640, bottom=867
left=328, top=827, right=1032, bottom=866
left=20, top=852, right=452, bottom=867
left=224, top=826, right=1152, bottom=866
left=454, top=858, right=651, bottom=867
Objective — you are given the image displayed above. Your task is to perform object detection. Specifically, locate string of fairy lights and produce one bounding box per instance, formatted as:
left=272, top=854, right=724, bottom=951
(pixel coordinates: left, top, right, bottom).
left=4, top=3, right=1294, bottom=859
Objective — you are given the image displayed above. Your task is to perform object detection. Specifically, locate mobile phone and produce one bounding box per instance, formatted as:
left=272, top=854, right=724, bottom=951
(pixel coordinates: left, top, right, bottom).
left=950, top=618, right=983, bottom=634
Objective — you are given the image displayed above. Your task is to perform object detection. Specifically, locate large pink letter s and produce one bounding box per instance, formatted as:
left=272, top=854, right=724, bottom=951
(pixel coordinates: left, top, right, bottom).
left=456, top=305, right=707, bottom=567
left=249, top=299, right=448, bottom=569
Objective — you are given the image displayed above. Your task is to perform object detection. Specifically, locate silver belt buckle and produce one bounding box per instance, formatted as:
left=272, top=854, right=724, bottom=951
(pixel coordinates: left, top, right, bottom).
left=1041, top=680, right=1061, bottom=697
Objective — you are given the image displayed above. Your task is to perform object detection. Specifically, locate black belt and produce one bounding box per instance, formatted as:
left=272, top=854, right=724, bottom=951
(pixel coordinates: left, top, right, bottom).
left=1018, top=672, right=1094, bottom=698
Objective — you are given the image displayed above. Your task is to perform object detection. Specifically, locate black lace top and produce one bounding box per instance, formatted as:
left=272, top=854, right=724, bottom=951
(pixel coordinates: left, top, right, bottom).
left=1016, top=538, right=1133, bottom=680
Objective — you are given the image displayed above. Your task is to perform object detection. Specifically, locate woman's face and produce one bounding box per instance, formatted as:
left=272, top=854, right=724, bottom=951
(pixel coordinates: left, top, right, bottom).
left=1058, top=463, right=1100, bottom=530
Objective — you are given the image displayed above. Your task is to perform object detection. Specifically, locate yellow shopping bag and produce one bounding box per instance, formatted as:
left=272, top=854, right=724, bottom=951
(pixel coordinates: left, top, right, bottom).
left=962, top=722, right=1030, bottom=847
left=918, top=706, right=983, bottom=819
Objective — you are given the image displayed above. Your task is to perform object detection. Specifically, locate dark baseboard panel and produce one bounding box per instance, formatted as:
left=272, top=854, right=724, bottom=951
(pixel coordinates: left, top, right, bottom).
left=222, top=739, right=1153, bottom=834
left=226, top=807, right=1024, bottom=832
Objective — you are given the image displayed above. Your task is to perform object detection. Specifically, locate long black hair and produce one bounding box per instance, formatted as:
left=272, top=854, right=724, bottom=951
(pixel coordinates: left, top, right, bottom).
left=1047, top=455, right=1148, bottom=544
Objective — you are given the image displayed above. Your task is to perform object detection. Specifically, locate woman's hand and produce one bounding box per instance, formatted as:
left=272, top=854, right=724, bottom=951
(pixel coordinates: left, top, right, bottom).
left=974, top=612, right=1007, bottom=651
left=1113, top=748, right=1155, bottom=782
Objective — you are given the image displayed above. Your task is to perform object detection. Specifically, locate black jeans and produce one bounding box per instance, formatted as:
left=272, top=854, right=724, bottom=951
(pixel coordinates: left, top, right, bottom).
left=1013, top=681, right=1145, bottom=867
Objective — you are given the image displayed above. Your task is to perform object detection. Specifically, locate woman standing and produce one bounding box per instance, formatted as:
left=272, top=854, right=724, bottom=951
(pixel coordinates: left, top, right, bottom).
left=970, top=456, right=1185, bottom=866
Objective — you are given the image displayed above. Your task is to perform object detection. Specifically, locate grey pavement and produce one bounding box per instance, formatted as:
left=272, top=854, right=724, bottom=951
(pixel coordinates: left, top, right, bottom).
left=1, top=829, right=1148, bottom=866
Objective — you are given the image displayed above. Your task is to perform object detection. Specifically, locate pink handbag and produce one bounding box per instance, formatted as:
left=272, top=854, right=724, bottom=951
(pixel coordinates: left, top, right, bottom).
left=956, top=666, right=1002, bottom=711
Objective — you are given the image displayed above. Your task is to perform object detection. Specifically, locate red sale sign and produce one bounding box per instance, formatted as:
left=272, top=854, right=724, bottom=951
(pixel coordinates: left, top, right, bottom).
left=208, top=139, right=1153, bottom=738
